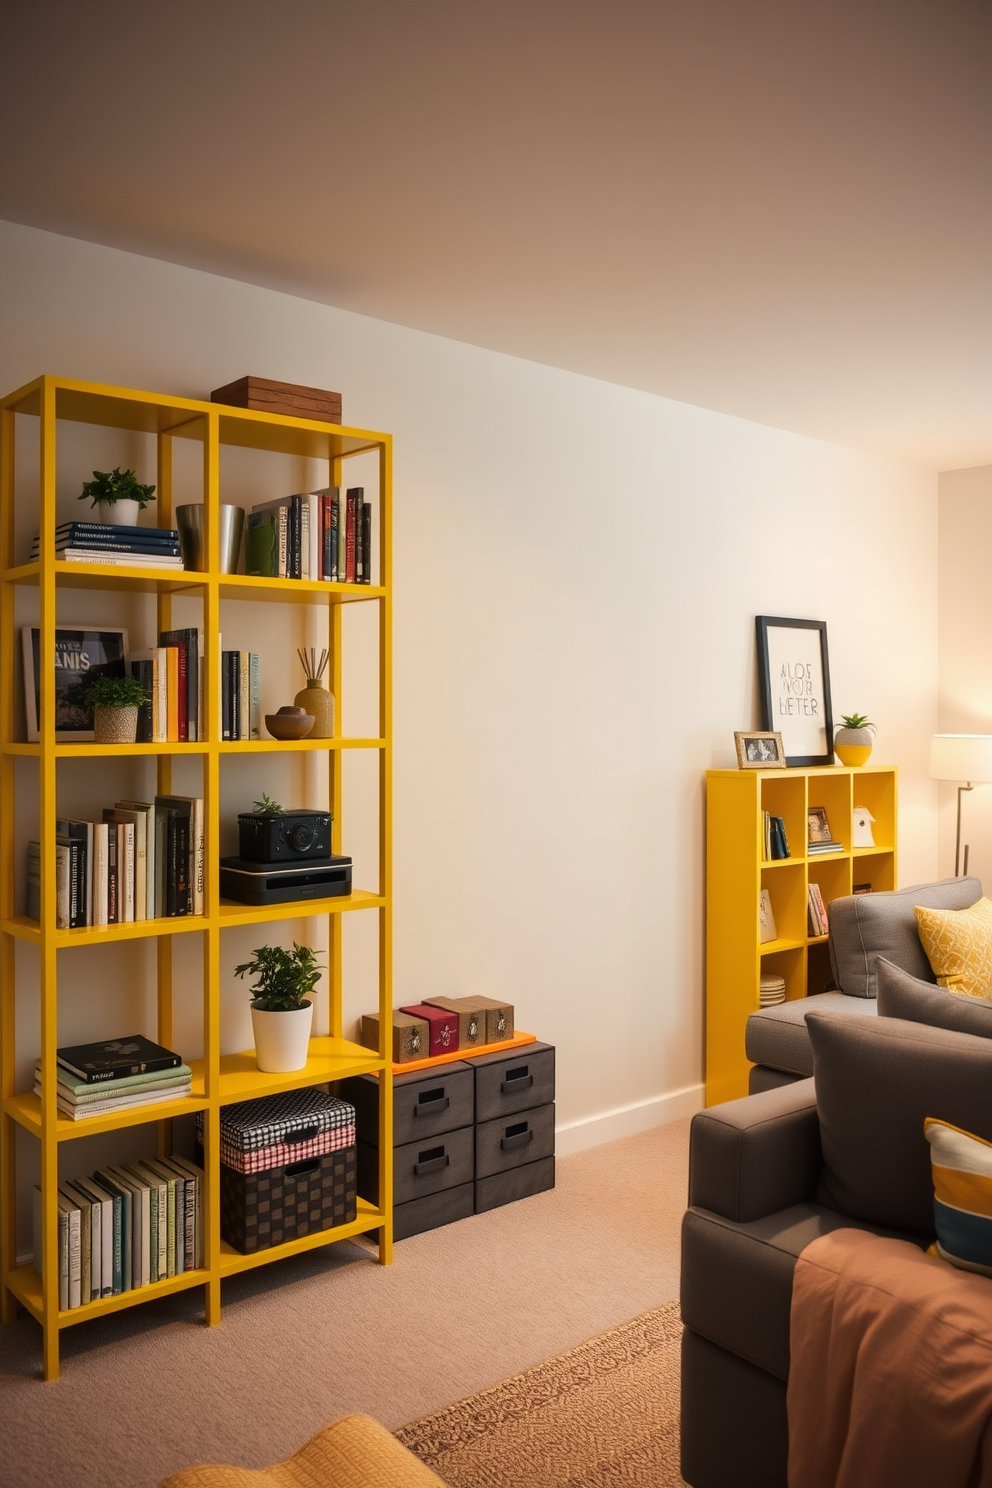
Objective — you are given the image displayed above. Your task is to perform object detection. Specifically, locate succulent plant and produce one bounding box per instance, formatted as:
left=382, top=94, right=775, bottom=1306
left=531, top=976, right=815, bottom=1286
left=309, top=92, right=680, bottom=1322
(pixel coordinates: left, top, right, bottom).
left=840, top=713, right=874, bottom=730
left=252, top=793, right=285, bottom=816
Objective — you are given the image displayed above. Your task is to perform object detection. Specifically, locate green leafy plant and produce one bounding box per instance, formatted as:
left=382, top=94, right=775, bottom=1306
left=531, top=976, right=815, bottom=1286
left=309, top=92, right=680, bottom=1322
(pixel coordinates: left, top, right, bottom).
left=234, top=942, right=323, bottom=1011
left=78, top=466, right=156, bottom=509
left=840, top=713, right=874, bottom=730
left=82, top=673, right=148, bottom=710
left=252, top=793, right=285, bottom=815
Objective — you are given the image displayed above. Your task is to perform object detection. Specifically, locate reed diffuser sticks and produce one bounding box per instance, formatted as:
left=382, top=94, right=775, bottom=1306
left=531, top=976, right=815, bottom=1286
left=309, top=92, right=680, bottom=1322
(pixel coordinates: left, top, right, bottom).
left=297, top=647, right=329, bottom=685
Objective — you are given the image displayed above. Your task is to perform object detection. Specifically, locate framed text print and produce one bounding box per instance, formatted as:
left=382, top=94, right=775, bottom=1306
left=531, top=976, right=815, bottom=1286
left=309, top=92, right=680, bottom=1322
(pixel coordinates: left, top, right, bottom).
left=22, top=624, right=129, bottom=742
left=755, top=616, right=834, bottom=767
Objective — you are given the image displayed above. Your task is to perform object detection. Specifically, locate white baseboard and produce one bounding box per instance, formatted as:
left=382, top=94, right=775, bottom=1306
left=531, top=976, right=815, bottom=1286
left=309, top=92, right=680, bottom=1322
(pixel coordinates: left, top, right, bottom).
left=554, top=1083, right=705, bottom=1157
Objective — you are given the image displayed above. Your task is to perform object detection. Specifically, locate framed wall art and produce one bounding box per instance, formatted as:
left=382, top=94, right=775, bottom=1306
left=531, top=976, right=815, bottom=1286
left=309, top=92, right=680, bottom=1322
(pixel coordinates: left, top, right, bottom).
left=755, top=616, right=833, bottom=767
left=21, top=624, right=129, bottom=742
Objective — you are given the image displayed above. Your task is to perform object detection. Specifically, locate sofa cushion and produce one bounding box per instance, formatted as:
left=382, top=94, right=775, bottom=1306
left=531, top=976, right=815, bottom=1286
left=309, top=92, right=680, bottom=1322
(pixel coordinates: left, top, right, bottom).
left=827, top=876, right=982, bottom=998
left=808, top=1010, right=992, bottom=1235
left=914, top=896, right=992, bottom=998
left=746, top=992, right=877, bottom=1077
left=681, top=1203, right=922, bottom=1382
left=925, top=1119, right=992, bottom=1277
left=876, top=957, right=992, bottom=1038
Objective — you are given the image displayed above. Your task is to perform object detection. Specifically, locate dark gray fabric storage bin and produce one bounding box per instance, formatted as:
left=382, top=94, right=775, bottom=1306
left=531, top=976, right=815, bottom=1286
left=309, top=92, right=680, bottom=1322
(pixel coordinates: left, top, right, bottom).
left=475, top=1155, right=555, bottom=1213
left=473, top=1042, right=555, bottom=1122
left=342, top=1064, right=474, bottom=1147
left=475, top=1101, right=555, bottom=1179
left=394, top=1182, right=475, bottom=1241
left=358, top=1124, right=475, bottom=1208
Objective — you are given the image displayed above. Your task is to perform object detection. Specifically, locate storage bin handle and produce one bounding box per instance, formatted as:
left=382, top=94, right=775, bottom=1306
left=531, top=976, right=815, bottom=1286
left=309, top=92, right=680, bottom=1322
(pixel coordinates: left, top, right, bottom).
left=501, top=1122, right=533, bottom=1151
left=285, top=1156, right=320, bottom=1177
left=501, top=1067, right=532, bottom=1093
left=415, top=1148, right=450, bottom=1175
left=415, top=1090, right=450, bottom=1115
left=285, top=1122, right=320, bottom=1145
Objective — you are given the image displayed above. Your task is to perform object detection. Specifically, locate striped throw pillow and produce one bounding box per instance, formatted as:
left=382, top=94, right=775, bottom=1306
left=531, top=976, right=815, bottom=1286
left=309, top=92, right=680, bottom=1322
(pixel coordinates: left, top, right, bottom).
left=925, top=1118, right=992, bottom=1276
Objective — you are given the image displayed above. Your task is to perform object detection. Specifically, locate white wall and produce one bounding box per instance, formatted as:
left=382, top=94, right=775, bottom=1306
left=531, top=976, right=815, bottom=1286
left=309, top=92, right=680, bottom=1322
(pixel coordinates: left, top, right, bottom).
left=0, top=219, right=940, bottom=1169
left=938, top=465, right=992, bottom=883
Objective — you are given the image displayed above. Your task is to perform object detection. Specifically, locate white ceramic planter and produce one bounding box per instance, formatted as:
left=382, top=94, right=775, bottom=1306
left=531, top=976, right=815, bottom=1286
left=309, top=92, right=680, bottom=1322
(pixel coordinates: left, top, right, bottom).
left=250, top=1000, right=313, bottom=1072
left=98, top=499, right=141, bottom=526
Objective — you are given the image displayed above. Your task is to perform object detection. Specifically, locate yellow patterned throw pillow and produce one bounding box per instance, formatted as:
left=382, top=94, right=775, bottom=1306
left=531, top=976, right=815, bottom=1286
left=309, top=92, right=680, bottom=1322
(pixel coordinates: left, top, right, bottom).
left=914, top=897, right=992, bottom=1000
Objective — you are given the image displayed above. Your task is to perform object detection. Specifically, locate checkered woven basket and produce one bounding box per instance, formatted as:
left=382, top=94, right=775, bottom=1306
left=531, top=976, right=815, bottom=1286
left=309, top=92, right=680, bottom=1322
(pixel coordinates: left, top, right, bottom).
left=196, top=1089, right=355, bottom=1175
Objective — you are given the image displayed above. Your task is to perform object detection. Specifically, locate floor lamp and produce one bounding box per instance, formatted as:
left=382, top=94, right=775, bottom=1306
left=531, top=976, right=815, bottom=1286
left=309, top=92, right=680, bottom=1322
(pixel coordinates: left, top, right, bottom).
left=929, top=734, right=992, bottom=876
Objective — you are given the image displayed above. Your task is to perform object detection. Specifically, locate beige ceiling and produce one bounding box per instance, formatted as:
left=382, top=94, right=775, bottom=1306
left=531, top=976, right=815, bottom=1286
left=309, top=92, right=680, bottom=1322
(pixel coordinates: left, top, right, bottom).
left=2, top=0, right=991, bottom=469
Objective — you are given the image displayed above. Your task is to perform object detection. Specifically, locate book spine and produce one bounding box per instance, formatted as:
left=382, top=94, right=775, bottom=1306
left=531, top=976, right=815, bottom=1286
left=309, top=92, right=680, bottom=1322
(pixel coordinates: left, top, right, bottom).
left=166, top=648, right=179, bottom=742
left=122, top=823, right=135, bottom=923
left=154, top=805, right=166, bottom=917
left=192, top=798, right=204, bottom=916
left=321, top=494, right=330, bottom=580
left=291, top=494, right=302, bottom=578
left=330, top=493, right=340, bottom=581
left=185, top=629, right=198, bottom=743
left=106, top=826, right=119, bottom=925
left=249, top=654, right=260, bottom=740
left=65, top=840, right=82, bottom=928
left=55, top=842, right=70, bottom=930
left=276, top=506, right=288, bottom=577
left=175, top=641, right=188, bottom=743
left=176, top=812, right=190, bottom=915
left=231, top=652, right=241, bottom=740
left=361, top=501, right=371, bottom=583
left=94, top=824, right=109, bottom=927
left=63, top=1198, right=81, bottom=1309
left=345, top=489, right=359, bottom=583
left=221, top=651, right=232, bottom=741
left=300, top=497, right=310, bottom=580
left=59, top=1203, right=69, bottom=1311
left=239, top=651, right=249, bottom=741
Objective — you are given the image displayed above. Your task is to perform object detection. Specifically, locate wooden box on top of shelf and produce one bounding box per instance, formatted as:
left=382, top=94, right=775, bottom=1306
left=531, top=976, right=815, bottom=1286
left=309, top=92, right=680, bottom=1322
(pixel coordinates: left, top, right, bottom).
left=0, top=374, right=393, bottom=1379
left=705, top=763, right=897, bottom=1107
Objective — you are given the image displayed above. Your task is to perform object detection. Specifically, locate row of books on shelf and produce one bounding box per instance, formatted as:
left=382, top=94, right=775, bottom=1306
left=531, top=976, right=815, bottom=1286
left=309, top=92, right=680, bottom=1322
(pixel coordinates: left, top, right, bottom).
left=762, top=812, right=790, bottom=860
left=28, top=796, right=204, bottom=928
left=33, top=1152, right=203, bottom=1309
left=29, top=522, right=184, bottom=569
left=221, top=650, right=261, bottom=740
left=128, top=634, right=259, bottom=742
left=246, top=486, right=372, bottom=582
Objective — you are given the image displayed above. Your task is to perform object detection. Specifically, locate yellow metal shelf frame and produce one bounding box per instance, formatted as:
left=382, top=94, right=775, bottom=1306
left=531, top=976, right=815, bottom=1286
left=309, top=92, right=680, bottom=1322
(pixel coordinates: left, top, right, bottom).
left=0, top=375, right=395, bottom=1379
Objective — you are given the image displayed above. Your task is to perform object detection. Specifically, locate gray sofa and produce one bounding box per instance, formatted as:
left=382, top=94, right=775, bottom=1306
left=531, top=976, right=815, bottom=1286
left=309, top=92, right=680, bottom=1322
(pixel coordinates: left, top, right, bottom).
left=681, top=961, right=992, bottom=1488
left=745, top=875, right=982, bottom=1092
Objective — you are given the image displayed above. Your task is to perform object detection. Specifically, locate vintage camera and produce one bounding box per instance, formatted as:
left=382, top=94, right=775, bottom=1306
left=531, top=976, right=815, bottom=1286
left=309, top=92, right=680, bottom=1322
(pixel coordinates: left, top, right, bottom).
left=238, top=808, right=332, bottom=864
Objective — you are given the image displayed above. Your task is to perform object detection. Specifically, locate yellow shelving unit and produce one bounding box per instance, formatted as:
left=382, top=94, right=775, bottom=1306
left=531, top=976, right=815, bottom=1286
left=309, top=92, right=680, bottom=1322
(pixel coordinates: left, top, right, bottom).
left=705, top=763, right=897, bottom=1106
left=0, top=375, right=394, bottom=1378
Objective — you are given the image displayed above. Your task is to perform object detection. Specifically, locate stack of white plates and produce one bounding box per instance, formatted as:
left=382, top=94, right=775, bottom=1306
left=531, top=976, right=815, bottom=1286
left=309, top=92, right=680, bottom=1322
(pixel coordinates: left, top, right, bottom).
left=759, top=974, right=786, bottom=1006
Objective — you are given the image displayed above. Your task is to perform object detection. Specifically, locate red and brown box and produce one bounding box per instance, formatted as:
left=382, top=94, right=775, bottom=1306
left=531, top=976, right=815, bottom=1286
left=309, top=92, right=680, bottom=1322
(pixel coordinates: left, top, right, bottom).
left=210, top=376, right=342, bottom=425
left=423, top=996, right=488, bottom=1050
left=360, top=1010, right=431, bottom=1064
left=455, top=995, right=514, bottom=1044
left=399, top=1003, right=460, bottom=1057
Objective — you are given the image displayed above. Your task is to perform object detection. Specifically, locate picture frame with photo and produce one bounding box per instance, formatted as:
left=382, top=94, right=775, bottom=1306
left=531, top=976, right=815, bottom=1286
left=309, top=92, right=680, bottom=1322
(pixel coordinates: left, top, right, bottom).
left=735, top=730, right=787, bottom=769
left=755, top=616, right=834, bottom=767
left=807, top=806, right=833, bottom=845
left=21, top=624, right=129, bottom=742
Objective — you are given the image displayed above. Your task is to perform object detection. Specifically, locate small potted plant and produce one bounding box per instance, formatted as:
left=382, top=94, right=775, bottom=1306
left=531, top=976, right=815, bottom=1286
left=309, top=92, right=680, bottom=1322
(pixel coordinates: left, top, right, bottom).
left=78, top=466, right=156, bottom=527
left=82, top=672, right=148, bottom=744
left=834, top=713, right=876, bottom=767
left=234, top=941, right=323, bottom=1072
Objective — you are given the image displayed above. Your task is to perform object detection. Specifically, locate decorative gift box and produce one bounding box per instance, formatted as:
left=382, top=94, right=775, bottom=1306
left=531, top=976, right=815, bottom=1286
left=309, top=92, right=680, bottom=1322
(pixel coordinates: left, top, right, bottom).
left=196, top=1089, right=355, bottom=1175
left=398, top=1003, right=460, bottom=1056
left=210, top=375, right=342, bottom=425
left=359, top=1010, right=431, bottom=1063
left=423, top=996, right=488, bottom=1050
left=198, top=1143, right=357, bottom=1254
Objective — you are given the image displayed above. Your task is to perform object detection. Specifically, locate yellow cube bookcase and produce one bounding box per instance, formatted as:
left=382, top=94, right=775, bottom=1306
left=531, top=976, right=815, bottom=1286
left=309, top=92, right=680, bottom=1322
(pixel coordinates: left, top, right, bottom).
left=705, top=763, right=897, bottom=1106
left=0, top=375, right=394, bottom=1378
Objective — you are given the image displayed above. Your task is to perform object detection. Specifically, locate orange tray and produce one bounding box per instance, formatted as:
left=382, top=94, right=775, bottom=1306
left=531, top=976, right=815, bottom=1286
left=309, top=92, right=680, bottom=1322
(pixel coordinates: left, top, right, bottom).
left=390, top=1030, right=536, bottom=1076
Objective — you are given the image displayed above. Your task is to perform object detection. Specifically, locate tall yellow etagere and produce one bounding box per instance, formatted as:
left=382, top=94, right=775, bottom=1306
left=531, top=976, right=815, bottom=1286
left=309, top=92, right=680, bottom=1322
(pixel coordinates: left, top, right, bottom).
left=0, top=375, right=394, bottom=1379
left=705, top=763, right=897, bottom=1106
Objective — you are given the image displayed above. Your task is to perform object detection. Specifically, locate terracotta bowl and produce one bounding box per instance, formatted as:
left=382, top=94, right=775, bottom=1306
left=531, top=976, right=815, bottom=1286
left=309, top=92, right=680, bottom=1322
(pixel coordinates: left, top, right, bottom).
left=265, top=705, right=315, bottom=740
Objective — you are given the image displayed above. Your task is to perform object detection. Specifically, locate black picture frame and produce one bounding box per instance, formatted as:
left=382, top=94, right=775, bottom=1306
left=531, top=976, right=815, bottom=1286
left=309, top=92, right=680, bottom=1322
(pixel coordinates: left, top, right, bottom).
left=755, top=616, right=834, bottom=767
left=21, top=624, right=129, bottom=742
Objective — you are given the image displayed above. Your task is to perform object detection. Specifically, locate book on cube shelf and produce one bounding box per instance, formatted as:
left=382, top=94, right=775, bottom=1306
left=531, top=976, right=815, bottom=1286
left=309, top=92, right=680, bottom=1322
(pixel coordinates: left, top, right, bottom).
left=29, top=523, right=184, bottom=569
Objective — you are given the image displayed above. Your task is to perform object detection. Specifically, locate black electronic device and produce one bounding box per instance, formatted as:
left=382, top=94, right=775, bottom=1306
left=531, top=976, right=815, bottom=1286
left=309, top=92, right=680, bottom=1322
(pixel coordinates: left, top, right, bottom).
left=238, top=808, right=332, bottom=864
left=219, top=854, right=352, bottom=906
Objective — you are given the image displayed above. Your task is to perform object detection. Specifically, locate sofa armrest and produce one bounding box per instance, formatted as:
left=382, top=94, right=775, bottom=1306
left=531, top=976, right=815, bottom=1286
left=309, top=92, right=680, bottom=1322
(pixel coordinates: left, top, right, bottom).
left=689, top=1078, right=821, bottom=1222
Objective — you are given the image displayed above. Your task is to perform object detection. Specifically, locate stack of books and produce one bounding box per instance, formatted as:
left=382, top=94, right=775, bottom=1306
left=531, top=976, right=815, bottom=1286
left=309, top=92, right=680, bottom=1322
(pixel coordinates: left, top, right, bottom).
left=807, top=806, right=843, bottom=854
left=221, top=650, right=261, bottom=739
left=128, top=627, right=203, bottom=743
left=27, top=793, right=204, bottom=928
left=33, top=1147, right=203, bottom=1307
left=807, top=882, right=830, bottom=936
left=762, top=811, right=790, bottom=860
left=29, top=522, right=184, bottom=568
left=246, top=487, right=372, bottom=582
left=33, top=1035, right=192, bottom=1121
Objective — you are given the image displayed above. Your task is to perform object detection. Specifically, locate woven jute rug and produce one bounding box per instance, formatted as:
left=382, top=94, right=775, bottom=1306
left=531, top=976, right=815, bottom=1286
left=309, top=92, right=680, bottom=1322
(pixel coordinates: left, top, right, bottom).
left=395, top=1300, right=686, bottom=1488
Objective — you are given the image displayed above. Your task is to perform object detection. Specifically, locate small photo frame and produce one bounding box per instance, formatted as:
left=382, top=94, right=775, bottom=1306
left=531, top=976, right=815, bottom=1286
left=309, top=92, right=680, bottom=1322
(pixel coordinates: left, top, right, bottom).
left=735, top=731, right=786, bottom=769
left=807, top=806, right=833, bottom=844
left=21, top=624, right=129, bottom=742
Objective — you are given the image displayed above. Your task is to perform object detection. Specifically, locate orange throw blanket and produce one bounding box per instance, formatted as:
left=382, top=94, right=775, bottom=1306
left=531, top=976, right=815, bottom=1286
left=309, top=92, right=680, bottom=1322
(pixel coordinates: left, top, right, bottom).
left=788, top=1229, right=992, bottom=1488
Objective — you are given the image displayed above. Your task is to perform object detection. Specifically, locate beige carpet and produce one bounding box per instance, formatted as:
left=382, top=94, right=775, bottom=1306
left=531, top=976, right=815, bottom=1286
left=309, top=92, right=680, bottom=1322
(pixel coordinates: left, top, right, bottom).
left=397, top=1302, right=685, bottom=1488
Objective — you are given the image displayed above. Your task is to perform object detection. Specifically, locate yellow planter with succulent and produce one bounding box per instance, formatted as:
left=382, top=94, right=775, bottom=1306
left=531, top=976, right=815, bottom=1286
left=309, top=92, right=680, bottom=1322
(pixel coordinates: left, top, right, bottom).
left=834, top=712, right=876, bottom=767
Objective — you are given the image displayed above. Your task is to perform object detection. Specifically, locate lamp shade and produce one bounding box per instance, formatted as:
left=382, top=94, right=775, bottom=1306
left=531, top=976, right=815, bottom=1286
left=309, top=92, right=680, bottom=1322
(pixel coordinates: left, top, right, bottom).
left=929, top=734, right=992, bottom=783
